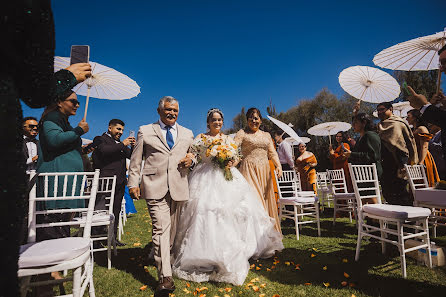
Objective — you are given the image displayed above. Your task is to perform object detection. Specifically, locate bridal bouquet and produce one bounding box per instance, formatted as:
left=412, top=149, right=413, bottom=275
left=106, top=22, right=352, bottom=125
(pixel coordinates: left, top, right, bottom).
left=191, top=134, right=241, bottom=181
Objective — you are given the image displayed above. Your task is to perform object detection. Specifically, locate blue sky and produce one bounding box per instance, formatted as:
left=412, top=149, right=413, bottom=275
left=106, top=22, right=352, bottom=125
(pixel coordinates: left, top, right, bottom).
left=22, top=0, right=445, bottom=139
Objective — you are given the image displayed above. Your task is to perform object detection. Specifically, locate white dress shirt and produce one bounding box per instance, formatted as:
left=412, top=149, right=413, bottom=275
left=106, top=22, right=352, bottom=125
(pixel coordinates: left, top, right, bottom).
left=158, top=119, right=178, bottom=145
left=24, top=135, right=38, bottom=173
left=277, top=140, right=294, bottom=168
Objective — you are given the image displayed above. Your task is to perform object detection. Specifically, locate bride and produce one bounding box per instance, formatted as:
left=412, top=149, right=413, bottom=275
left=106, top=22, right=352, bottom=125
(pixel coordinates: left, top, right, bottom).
left=172, top=108, right=283, bottom=286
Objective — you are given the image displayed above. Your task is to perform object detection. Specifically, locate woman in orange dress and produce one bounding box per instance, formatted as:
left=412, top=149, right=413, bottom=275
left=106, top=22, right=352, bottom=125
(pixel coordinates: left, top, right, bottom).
left=235, top=108, right=283, bottom=233
left=329, top=131, right=353, bottom=192
left=407, top=109, right=440, bottom=186
left=295, top=143, right=317, bottom=193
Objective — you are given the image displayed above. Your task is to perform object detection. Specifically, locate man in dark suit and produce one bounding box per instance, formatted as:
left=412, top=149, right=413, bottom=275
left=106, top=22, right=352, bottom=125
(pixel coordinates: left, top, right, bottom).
left=92, top=119, right=135, bottom=246
left=22, top=116, right=39, bottom=174
left=408, top=44, right=446, bottom=159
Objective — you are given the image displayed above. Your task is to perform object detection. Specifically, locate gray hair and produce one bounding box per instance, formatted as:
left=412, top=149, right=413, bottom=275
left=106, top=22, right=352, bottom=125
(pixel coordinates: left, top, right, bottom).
left=158, top=96, right=179, bottom=111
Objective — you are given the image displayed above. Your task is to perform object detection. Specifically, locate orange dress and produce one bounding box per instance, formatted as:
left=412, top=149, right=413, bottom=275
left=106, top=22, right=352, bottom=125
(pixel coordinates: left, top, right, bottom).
left=329, top=143, right=353, bottom=192
left=416, top=133, right=440, bottom=187
left=235, top=129, right=282, bottom=233
left=295, top=154, right=318, bottom=193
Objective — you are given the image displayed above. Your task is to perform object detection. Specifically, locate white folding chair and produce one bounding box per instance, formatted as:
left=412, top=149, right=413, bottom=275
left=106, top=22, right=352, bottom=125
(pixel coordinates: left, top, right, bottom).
left=275, top=170, right=321, bottom=240
left=349, top=163, right=432, bottom=278
left=19, top=170, right=100, bottom=297
left=316, top=171, right=332, bottom=210
left=74, top=176, right=117, bottom=269
left=405, top=164, right=445, bottom=238
left=118, top=199, right=126, bottom=241
left=327, top=169, right=355, bottom=225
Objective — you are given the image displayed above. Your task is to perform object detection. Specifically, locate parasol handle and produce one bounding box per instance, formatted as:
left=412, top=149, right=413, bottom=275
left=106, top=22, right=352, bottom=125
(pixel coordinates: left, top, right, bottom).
left=437, top=38, right=445, bottom=94
left=83, top=87, right=91, bottom=121
left=328, top=134, right=332, bottom=147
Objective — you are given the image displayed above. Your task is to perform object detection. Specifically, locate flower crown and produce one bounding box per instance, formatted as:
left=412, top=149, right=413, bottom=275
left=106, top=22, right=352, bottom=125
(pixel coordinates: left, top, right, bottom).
left=207, top=108, right=224, bottom=119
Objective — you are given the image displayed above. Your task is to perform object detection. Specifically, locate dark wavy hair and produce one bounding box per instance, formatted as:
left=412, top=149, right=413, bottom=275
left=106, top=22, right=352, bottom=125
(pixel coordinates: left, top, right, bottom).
left=335, top=131, right=348, bottom=143
left=439, top=44, right=446, bottom=55
left=352, top=113, right=375, bottom=131
left=246, top=107, right=262, bottom=120
left=407, top=109, right=427, bottom=128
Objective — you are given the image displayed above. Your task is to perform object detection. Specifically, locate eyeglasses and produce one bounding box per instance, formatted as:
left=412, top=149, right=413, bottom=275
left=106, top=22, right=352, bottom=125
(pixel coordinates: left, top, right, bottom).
left=67, top=99, right=80, bottom=106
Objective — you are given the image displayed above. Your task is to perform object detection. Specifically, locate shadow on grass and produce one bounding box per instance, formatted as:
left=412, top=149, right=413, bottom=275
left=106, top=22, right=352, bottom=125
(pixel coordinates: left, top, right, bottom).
left=251, top=241, right=446, bottom=297
left=94, top=243, right=158, bottom=291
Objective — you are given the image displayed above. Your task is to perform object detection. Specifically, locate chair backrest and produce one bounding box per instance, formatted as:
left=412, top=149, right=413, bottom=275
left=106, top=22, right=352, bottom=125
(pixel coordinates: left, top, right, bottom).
left=316, top=171, right=329, bottom=189
left=84, top=175, right=117, bottom=215
left=327, top=169, right=349, bottom=194
left=405, top=164, right=429, bottom=192
left=348, top=163, right=382, bottom=209
left=27, top=170, right=100, bottom=243
left=274, top=170, right=299, bottom=198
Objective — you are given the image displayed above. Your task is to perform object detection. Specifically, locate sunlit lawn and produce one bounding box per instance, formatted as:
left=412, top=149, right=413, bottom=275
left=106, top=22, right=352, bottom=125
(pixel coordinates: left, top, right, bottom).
left=90, top=199, right=446, bottom=297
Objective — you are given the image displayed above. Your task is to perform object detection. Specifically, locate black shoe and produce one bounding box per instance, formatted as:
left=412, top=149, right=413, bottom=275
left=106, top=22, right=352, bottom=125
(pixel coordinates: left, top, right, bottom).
left=115, top=240, right=126, bottom=246
left=155, top=276, right=175, bottom=297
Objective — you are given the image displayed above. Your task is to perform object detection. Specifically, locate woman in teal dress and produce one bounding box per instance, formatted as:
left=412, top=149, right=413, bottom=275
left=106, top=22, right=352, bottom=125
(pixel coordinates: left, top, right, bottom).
left=36, top=91, right=90, bottom=239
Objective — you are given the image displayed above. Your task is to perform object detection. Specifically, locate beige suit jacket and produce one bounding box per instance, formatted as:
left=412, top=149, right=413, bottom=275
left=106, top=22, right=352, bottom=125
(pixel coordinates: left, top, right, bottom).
left=128, top=122, right=194, bottom=201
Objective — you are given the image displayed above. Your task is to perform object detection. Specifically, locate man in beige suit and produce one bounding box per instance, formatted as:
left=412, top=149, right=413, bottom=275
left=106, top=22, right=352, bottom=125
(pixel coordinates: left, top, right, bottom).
left=128, top=96, right=194, bottom=296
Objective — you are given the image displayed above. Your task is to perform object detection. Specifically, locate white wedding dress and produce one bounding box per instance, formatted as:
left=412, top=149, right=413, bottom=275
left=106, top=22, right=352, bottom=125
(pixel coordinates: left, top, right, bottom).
left=172, top=134, right=283, bottom=285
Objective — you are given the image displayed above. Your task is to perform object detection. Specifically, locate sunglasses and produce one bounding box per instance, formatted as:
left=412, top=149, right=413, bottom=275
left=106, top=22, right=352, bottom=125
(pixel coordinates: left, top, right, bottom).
left=67, top=99, right=80, bottom=106
left=24, top=124, right=39, bottom=130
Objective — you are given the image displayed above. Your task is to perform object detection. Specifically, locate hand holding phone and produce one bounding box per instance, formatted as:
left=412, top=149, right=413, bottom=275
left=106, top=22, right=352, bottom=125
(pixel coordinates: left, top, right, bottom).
left=402, top=82, right=411, bottom=96
left=340, top=142, right=346, bottom=151
left=129, top=130, right=135, bottom=138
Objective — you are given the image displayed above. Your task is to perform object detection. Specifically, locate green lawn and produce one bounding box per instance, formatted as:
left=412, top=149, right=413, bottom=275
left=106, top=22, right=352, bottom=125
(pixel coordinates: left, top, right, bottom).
left=90, top=200, right=446, bottom=297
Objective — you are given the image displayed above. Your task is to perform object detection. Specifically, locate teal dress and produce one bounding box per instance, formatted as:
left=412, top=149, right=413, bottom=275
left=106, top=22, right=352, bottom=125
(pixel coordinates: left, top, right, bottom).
left=37, top=110, right=86, bottom=209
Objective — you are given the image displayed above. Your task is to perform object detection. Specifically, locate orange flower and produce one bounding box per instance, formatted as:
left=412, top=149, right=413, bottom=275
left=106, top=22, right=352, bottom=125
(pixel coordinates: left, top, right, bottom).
left=139, top=285, right=147, bottom=291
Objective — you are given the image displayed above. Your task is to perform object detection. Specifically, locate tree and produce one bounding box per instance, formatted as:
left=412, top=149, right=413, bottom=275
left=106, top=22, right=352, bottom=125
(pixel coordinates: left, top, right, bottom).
left=224, top=107, right=247, bottom=134
left=394, top=70, right=440, bottom=101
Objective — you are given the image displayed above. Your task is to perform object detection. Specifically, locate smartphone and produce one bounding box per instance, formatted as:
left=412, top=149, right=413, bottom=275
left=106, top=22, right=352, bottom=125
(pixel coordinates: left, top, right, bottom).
left=340, top=143, right=346, bottom=151
left=402, top=81, right=411, bottom=96
left=129, top=130, right=135, bottom=138
left=70, top=45, right=90, bottom=65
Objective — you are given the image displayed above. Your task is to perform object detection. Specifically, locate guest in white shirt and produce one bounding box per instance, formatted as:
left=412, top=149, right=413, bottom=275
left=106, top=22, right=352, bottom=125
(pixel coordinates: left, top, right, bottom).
left=22, top=117, right=39, bottom=174
left=273, top=131, right=294, bottom=171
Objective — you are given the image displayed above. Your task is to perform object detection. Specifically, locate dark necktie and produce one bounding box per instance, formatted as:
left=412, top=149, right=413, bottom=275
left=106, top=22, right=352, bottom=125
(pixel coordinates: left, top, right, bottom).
left=166, top=126, right=174, bottom=149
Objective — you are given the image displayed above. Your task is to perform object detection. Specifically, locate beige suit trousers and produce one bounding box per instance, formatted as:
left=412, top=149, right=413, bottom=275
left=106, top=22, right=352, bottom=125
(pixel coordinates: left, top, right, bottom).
left=146, top=192, right=183, bottom=278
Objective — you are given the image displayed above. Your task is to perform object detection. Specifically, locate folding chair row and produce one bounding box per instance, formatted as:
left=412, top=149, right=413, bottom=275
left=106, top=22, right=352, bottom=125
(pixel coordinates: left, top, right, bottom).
left=327, top=168, right=355, bottom=225
left=316, top=171, right=333, bottom=210
left=349, top=163, right=432, bottom=278
left=275, top=170, right=321, bottom=240
left=19, top=170, right=100, bottom=297
left=405, top=164, right=446, bottom=238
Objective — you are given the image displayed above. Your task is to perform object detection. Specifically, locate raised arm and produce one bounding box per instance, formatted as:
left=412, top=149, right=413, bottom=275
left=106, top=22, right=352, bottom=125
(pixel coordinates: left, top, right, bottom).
left=42, top=121, right=84, bottom=150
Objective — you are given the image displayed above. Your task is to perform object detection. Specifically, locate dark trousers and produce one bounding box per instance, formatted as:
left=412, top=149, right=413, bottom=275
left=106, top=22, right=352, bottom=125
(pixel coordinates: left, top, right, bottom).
left=381, top=166, right=412, bottom=206
left=112, top=182, right=126, bottom=238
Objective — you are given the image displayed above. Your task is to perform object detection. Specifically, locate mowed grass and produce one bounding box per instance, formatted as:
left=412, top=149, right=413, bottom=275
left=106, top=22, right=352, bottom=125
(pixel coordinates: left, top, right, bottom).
left=90, top=200, right=446, bottom=297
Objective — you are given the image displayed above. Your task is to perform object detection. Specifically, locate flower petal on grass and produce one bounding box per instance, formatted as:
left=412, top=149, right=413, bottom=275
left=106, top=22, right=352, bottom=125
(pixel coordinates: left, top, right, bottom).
left=224, top=288, right=232, bottom=292
left=344, top=272, right=350, bottom=278
left=272, top=294, right=280, bottom=297
left=323, top=266, right=327, bottom=271
left=259, top=294, right=266, bottom=297
left=323, top=282, right=330, bottom=287
left=186, top=283, right=191, bottom=288
left=304, top=283, right=311, bottom=285
left=342, top=258, right=348, bottom=263
left=285, top=261, right=291, bottom=266
left=139, top=285, right=147, bottom=291
left=183, top=288, right=191, bottom=294
left=133, top=242, right=142, bottom=247
left=341, top=281, right=348, bottom=287
left=252, top=285, right=260, bottom=292
left=311, top=254, right=316, bottom=258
